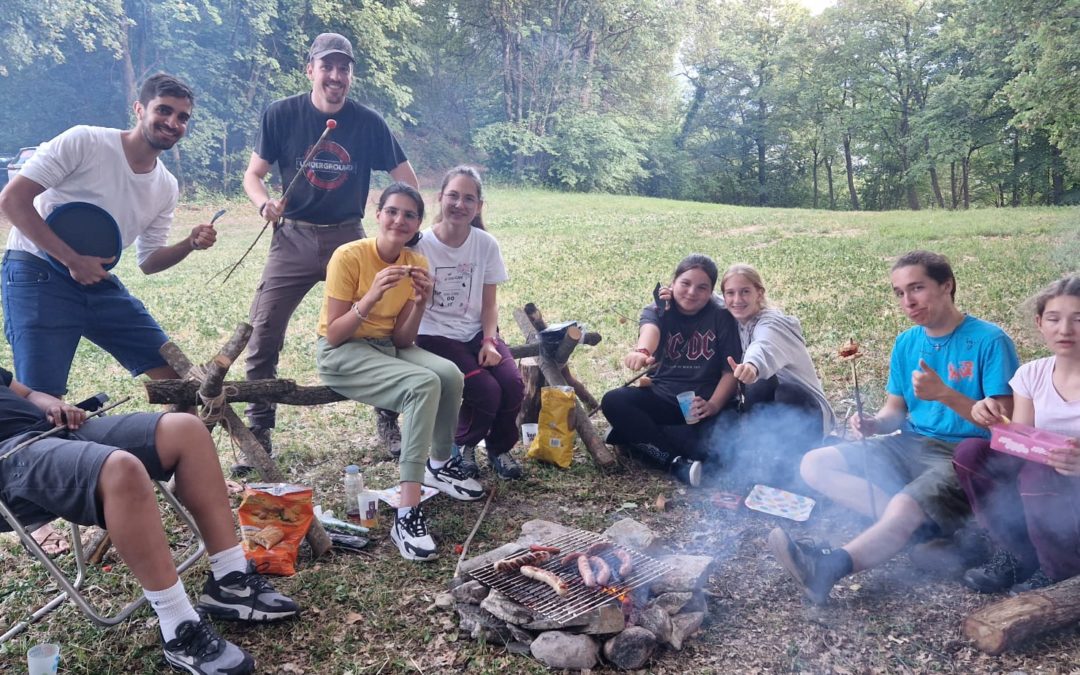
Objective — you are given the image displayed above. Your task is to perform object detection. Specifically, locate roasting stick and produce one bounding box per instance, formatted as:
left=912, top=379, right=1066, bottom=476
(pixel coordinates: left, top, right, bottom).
left=454, top=486, right=497, bottom=578
left=0, top=396, right=132, bottom=461
left=213, top=119, right=338, bottom=285
left=841, top=338, right=878, bottom=521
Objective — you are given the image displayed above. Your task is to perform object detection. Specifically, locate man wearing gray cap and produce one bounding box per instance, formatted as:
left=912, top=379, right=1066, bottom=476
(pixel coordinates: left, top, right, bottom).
left=240, top=32, right=417, bottom=473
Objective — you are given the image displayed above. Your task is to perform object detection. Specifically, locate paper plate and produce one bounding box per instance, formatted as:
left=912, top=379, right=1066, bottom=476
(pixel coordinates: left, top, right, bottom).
left=373, top=485, right=438, bottom=508
left=744, top=484, right=816, bottom=522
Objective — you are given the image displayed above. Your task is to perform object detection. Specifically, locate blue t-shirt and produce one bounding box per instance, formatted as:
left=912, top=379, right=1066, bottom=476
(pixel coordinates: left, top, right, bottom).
left=886, top=315, right=1019, bottom=443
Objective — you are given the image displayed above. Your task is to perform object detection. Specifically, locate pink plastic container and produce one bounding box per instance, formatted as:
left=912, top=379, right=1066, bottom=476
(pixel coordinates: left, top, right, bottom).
left=989, top=423, right=1072, bottom=465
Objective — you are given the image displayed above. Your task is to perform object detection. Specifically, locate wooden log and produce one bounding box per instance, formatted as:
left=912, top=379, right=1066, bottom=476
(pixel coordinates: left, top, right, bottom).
left=508, top=332, right=601, bottom=359
left=517, top=358, right=542, bottom=426
left=513, top=308, right=539, bottom=344
left=524, top=302, right=547, bottom=330
left=963, top=575, right=1080, bottom=655
left=198, top=323, right=253, bottom=404
left=144, top=379, right=347, bottom=406
left=159, top=341, right=333, bottom=557
left=537, top=348, right=616, bottom=469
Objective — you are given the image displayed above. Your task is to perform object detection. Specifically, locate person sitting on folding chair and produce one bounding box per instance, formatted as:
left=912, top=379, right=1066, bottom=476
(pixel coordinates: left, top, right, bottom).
left=0, top=366, right=299, bottom=674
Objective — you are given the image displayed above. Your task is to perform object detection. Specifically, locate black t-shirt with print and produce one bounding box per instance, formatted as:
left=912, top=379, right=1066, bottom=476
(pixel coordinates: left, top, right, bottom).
left=640, top=299, right=742, bottom=404
left=254, top=94, right=408, bottom=224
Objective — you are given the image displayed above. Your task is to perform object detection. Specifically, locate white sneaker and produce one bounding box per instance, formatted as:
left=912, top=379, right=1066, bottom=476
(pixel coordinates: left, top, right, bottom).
left=390, top=506, right=438, bottom=561
left=423, top=456, right=485, bottom=501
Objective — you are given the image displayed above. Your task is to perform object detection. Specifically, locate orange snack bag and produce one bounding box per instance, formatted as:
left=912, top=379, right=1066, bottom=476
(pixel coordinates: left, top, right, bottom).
left=237, top=483, right=314, bottom=576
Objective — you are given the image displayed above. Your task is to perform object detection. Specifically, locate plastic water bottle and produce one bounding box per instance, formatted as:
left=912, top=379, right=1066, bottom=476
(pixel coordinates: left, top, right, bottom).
left=344, top=465, right=363, bottom=522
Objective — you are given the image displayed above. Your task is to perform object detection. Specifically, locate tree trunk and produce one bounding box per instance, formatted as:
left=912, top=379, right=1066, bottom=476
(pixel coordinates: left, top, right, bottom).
left=825, top=155, right=835, bottom=209
left=963, top=575, right=1080, bottom=655
left=1050, top=145, right=1065, bottom=205
left=962, top=153, right=971, bottom=209
left=1011, top=130, right=1021, bottom=207
left=844, top=133, right=860, bottom=211
left=950, top=161, right=958, bottom=209
left=812, top=146, right=819, bottom=209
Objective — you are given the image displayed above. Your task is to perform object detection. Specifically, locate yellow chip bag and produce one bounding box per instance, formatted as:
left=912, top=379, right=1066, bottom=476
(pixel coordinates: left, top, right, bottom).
left=526, top=385, right=577, bottom=468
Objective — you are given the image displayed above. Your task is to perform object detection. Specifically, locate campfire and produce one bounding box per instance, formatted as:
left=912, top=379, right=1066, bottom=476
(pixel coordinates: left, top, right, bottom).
left=448, top=519, right=713, bottom=671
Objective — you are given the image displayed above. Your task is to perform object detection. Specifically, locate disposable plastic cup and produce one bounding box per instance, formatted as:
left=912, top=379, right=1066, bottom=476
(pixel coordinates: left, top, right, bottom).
left=676, top=391, right=699, bottom=424
left=26, top=643, right=60, bottom=675
left=521, top=423, right=539, bottom=448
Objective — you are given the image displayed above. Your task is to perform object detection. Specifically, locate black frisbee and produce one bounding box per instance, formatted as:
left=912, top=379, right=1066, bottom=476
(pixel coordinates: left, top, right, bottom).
left=44, top=202, right=122, bottom=275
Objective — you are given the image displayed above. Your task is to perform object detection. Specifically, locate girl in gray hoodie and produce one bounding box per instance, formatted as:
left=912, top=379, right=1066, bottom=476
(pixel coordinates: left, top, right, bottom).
left=721, top=264, right=837, bottom=485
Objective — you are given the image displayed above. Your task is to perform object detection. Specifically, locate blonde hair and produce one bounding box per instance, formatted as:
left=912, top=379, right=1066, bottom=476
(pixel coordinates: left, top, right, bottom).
left=721, top=263, right=769, bottom=308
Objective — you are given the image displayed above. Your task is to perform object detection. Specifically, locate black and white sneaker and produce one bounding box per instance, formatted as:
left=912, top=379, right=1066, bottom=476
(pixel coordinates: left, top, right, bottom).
left=162, top=616, right=254, bottom=674
left=197, top=562, right=299, bottom=622
left=390, top=506, right=438, bottom=561
left=423, top=456, right=485, bottom=501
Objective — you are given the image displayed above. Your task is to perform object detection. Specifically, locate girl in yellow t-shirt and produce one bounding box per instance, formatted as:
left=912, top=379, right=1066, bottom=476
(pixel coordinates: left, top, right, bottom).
left=316, top=183, right=486, bottom=562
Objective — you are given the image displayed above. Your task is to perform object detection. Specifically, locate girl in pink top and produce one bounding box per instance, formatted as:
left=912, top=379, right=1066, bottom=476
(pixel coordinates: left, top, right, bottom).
left=953, top=274, right=1080, bottom=592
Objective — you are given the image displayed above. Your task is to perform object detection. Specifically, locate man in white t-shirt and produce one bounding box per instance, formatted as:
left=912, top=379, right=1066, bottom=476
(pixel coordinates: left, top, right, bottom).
left=0, top=73, right=217, bottom=397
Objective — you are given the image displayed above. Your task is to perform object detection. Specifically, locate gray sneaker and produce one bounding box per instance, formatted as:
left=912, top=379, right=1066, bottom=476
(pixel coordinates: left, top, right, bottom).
left=451, top=444, right=480, bottom=478
left=489, top=451, right=523, bottom=480
left=162, top=615, right=254, bottom=674
left=375, top=409, right=401, bottom=460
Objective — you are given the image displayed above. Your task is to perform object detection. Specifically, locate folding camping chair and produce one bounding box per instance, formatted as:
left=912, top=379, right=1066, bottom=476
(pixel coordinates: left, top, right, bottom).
left=0, top=395, right=206, bottom=643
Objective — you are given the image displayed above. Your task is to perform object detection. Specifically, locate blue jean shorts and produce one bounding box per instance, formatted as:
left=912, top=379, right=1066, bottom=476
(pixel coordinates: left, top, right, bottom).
left=0, top=412, right=167, bottom=530
left=1, top=251, right=169, bottom=396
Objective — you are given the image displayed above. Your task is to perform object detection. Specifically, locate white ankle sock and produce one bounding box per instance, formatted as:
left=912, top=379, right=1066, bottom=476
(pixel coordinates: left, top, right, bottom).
left=144, top=579, right=200, bottom=642
left=429, top=457, right=448, bottom=469
left=209, top=544, right=248, bottom=581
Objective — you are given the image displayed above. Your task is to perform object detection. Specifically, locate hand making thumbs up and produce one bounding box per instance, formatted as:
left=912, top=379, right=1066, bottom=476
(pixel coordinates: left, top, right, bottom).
left=727, top=356, right=759, bottom=384
left=912, top=358, right=949, bottom=401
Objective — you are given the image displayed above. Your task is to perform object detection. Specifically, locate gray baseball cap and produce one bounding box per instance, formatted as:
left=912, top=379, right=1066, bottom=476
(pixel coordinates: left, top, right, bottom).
left=308, top=33, right=354, bottom=63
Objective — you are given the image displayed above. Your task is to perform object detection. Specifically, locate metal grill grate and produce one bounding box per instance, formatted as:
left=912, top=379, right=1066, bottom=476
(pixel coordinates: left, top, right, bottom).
left=467, top=527, right=671, bottom=625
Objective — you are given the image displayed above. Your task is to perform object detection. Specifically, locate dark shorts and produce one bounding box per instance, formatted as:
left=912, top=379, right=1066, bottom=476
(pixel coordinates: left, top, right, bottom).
left=0, top=412, right=167, bottom=530
left=838, top=432, right=970, bottom=535
left=1, top=250, right=169, bottom=396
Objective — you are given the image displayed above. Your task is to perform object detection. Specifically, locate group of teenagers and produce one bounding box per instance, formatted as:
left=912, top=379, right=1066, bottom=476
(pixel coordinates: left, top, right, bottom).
left=0, top=28, right=1074, bottom=674
left=0, top=33, right=523, bottom=675
left=609, top=249, right=1079, bottom=609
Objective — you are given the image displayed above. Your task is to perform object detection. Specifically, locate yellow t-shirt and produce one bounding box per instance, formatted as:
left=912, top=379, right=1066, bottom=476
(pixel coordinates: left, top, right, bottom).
left=318, top=238, right=428, bottom=340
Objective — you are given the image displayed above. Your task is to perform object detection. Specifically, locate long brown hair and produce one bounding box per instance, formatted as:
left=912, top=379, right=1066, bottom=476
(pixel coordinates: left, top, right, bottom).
left=433, top=166, right=485, bottom=230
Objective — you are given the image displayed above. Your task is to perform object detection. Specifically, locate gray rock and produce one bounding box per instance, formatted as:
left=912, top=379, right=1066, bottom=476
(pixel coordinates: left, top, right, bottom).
left=450, top=579, right=490, bottom=605
left=481, top=591, right=534, bottom=626
left=636, top=606, right=672, bottom=645
left=683, top=590, right=709, bottom=615
left=648, top=592, right=693, bottom=616
left=516, top=519, right=574, bottom=545
left=506, top=641, right=532, bottom=656
left=523, top=612, right=592, bottom=631
left=668, top=611, right=705, bottom=651
left=582, top=604, right=627, bottom=635
left=456, top=602, right=504, bottom=632
left=457, top=543, right=524, bottom=577
left=602, top=518, right=660, bottom=551
left=530, top=631, right=599, bottom=670
left=507, top=623, right=535, bottom=646
left=603, top=626, right=657, bottom=670
left=650, top=555, right=714, bottom=594
left=434, top=592, right=455, bottom=610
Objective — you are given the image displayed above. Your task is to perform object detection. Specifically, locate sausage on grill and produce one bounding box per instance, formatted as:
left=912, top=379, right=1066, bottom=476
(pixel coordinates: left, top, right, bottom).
left=493, top=549, right=551, bottom=573
left=590, top=555, right=612, bottom=586
left=520, top=565, right=569, bottom=596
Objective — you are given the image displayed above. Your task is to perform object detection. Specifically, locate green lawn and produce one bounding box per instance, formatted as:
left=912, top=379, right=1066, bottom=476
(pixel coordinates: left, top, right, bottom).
left=0, top=191, right=1077, bottom=673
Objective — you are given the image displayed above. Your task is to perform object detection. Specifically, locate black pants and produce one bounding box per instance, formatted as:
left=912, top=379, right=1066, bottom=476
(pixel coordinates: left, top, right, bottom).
left=734, top=377, right=825, bottom=487
left=601, top=386, right=733, bottom=465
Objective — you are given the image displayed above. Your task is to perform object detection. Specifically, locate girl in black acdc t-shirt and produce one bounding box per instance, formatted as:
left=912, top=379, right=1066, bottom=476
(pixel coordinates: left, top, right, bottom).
left=601, top=254, right=741, bottom=486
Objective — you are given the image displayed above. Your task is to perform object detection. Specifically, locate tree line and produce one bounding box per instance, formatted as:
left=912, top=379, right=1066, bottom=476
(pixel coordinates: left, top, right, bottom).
left=1, top=0, right=1076, bottom=209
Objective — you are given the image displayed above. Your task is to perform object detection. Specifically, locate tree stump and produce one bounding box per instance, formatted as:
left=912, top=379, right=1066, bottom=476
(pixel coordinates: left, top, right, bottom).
left=963, top=574, right=1080, bottom=654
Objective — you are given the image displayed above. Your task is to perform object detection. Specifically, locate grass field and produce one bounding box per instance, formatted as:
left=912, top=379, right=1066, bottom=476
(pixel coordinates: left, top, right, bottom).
left=0, top=190, right=1077, bottom=673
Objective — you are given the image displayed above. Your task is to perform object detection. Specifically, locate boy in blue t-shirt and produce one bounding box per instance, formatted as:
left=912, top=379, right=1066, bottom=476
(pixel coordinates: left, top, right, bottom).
left=768, top=250, right=1019, bottom=605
